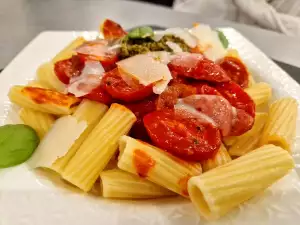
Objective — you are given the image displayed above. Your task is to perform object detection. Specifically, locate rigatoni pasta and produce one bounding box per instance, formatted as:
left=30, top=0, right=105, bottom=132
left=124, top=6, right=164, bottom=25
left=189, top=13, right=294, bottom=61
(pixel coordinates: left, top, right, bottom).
left=27, top=80, right=50, bottom=89
left=259, top=98, right=298, bottom=152
left=19, top=108, right=55, bottom=139
left=100, top=169, right=175, bottom=199
left=188, top=144, right=294, bottom=221
left=8, top=86, right=80, bottom=115
left=201, top=144, right=231, bottom=172
left=51, top=100, right=108, bottom=173
left=36, top=62, right=66, bottom=92
left=228, top=112, right=268, bottom=157
left=117, top=136, right=202, bottom=197
left=245, top=82, right=272, bottom=107
left=62, top=103, right=136, bottom=192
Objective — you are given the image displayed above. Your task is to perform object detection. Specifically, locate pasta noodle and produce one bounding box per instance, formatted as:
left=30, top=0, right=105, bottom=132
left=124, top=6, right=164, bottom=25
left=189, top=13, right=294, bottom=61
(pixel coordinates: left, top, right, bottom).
left=245, top=82, right=272, bottom=107
left=201, top=144, right=231, bottom=172
left=229, top=113, right=268, bottom=157
left=51, top=100, right=108, bottom=173
left=62, top=103, right=136, bottom=192
left=188, top=144, right=294, bottom=221
left=51, top=37, right=85, bottom=63
left=117, top=136, right=202, bottom=197
left=27, top=80, right=50, bottom=89
left=222, top=136, right=237, bottom=147
left=100, top=169, right=175, bottom=199
left=36, top=62, right=66, bottom=92
left=19, top=108, right=55, bottom=139
left=259, top=97, right=298, bottom=152
left=8, top=85, right=80, bottom=115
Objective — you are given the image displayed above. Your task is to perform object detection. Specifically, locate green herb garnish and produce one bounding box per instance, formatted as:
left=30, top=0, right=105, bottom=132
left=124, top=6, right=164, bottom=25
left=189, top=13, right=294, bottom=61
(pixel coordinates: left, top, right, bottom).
left=127, top=26, right=154, bottom=39
left=0, top=124, right=39, bottom=168
left=217, top=30, right=229, bottom=49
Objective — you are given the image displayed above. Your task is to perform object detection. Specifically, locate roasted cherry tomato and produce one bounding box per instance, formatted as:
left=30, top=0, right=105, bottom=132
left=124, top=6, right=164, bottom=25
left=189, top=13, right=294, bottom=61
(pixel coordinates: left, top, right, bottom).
left=213, top=81, right=255, bottom=117
left=156, top=84, right=197, bottom=110
left=192, top=82, right=222, bottom=96
left=168, top=53, right=230, bottom=83
left=218, top=56, right=249, bottom=88
left=54, top=55, right=84, bottom=84
left=83, top=84, right=113, bottom=105
left=125, top=96, right=157, bottom=141
left=77, top=53, right=118, bottom=72
left=101, top=68, right=154, bottom=102
left=230, top=108, right=254, bottom=136
left=144, top=110, right=221, bottom=161
left=101, top=19, right=127, bottom=39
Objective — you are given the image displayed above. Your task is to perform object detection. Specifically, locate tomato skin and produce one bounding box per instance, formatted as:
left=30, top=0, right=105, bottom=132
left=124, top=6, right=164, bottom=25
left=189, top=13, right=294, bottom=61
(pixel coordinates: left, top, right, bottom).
left=54, top=55, right=84, bottom=84
left=101, top=68, right=154, bottom=102
left=192, top=82, right=222, bottom=96
left=125, top=96, right=157, bottom=141
left=77, top=53, right=118, bottom=72
left=83, top=84, right=113, bottom=105
left=144, top=110, right=221, bottom=161
left=156, top=84, right=197, bottom=110
left=168, top=55, right=230, bottom=83
left=101, top=19, right=127, bottom=40
left=218, top=57, right=249, bottom=88
left=213, top=81, right=255, bottom=117
left=230, top=108, right=254, bottom=136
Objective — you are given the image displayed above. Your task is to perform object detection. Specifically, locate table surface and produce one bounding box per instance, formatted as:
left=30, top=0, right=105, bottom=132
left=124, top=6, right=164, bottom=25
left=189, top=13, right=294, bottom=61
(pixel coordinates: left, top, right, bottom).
left=1, top=0, right=299, bottom=70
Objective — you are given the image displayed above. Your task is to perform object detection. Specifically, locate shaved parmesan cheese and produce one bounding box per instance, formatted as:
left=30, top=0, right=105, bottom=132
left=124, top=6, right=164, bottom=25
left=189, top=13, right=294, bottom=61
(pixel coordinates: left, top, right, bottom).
left=175, top=99, right=217, bottom=126
left=27, top=116, right=87, bottom=169
left=146, top=51, right=172, bottom=64
left=153, top=68, right=173, bottom=94
left=190, top=24, right=227, bottom=61
left=67, top=61, right=104, bottom=97
left=166, top=41, right=183, bottom=53
left=153, top=28, right=197, bottom=48
left=117, top=54, right=171, bottom=86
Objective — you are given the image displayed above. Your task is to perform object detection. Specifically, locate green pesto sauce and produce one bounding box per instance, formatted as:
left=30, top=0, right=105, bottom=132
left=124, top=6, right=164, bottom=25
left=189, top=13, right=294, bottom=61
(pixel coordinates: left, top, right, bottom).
left=120, top=35, right=190, bottom=58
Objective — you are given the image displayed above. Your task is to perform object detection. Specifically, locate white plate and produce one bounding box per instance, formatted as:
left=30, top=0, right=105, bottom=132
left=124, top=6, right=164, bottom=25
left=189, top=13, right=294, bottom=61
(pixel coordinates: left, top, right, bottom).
left=1, top=29, right=300, bottom=225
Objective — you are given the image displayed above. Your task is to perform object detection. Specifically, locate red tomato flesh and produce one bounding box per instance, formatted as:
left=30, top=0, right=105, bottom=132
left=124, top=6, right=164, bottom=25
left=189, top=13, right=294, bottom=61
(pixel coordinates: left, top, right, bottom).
left=101, top=19, right=127, bottom=40
left=143, top=110, right=221, bottom=161
left=218, top=56, right=249, bottom=88
left=168, top=53, right=230, bottom=83
left=54, top=55, right=84, bottom=84
left=101, top=68, right=154, bottom=102
left=230, top=108, right=254, bottom=136
left=83, top=84, right=113, bottom=105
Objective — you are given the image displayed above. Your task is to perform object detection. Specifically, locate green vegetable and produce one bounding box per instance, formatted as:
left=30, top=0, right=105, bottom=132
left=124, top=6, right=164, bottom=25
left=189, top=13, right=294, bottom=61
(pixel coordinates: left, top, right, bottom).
left=0, top=124, right=39, bottom=168
left=127, top=26, right=154, bottom=39
left=217, top=30, right=229, bottom=49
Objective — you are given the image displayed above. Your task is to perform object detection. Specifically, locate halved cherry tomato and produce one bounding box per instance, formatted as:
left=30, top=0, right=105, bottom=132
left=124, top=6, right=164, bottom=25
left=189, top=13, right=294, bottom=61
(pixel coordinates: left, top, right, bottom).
left=144, top=110, right=221, bottom=161
left=54, top=55, right=84, bottom=84
left=156, top=84, right=197, bottom=110
left=101, top=19, right=127, bottom=39
left=192, top=82, right=222, bottom=96
left=77, top=53, right=118, bottom=72
left=83, top=84, right=113, bottom=105
left=230, top=108, right=254, bottom=136
left=213, top=81, right=255, bottom=117
left=218, top=56, right=249, bottom=88
left=168, top=53, right=230, bottom=83
left=125, top=96, right=157, bottom=141
left=101, top=68, right=154, bottom=102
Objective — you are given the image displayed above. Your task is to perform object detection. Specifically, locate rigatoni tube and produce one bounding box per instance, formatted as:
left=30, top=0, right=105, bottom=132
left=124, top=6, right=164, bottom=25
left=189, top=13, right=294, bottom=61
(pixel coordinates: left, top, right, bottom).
left=259, top=98, right=298, bottom=152
left=188, top=144, right=294, bottom=221
left=201, top=144, right=231, bottom=172
left=117, top=136, right=202, bottom=197
left=245, top=82, right=272, bottom=107
left=229, top=113, right=268, bottom=157
left=62, top=104, right=136, bottom=192
left=19, top=108, right=55, bottom=139
left=8, top=86, right=80, bottom=115
left=100, top=169, right=175, bottom=199
left=51, top=100, right=108, bottom=173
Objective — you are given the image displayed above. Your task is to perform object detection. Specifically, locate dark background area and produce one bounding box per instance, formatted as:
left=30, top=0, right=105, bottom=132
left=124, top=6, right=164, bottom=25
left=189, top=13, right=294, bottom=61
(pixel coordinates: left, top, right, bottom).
left=133, top=0, right=174, bottom=7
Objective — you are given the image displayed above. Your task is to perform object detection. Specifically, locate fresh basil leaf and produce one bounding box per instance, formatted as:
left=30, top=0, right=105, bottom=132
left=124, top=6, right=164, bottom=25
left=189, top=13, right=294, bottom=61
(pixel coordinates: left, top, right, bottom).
left=217, top=30, right=229, bottom=49
left=0, top=124, right=39, bottom=168
left=127, top=26, right=154, bottom=39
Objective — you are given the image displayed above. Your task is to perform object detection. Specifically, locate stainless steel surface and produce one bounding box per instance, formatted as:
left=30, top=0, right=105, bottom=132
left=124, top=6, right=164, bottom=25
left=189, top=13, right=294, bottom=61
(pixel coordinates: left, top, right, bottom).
left=1, top=0, right=299, bottom=70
